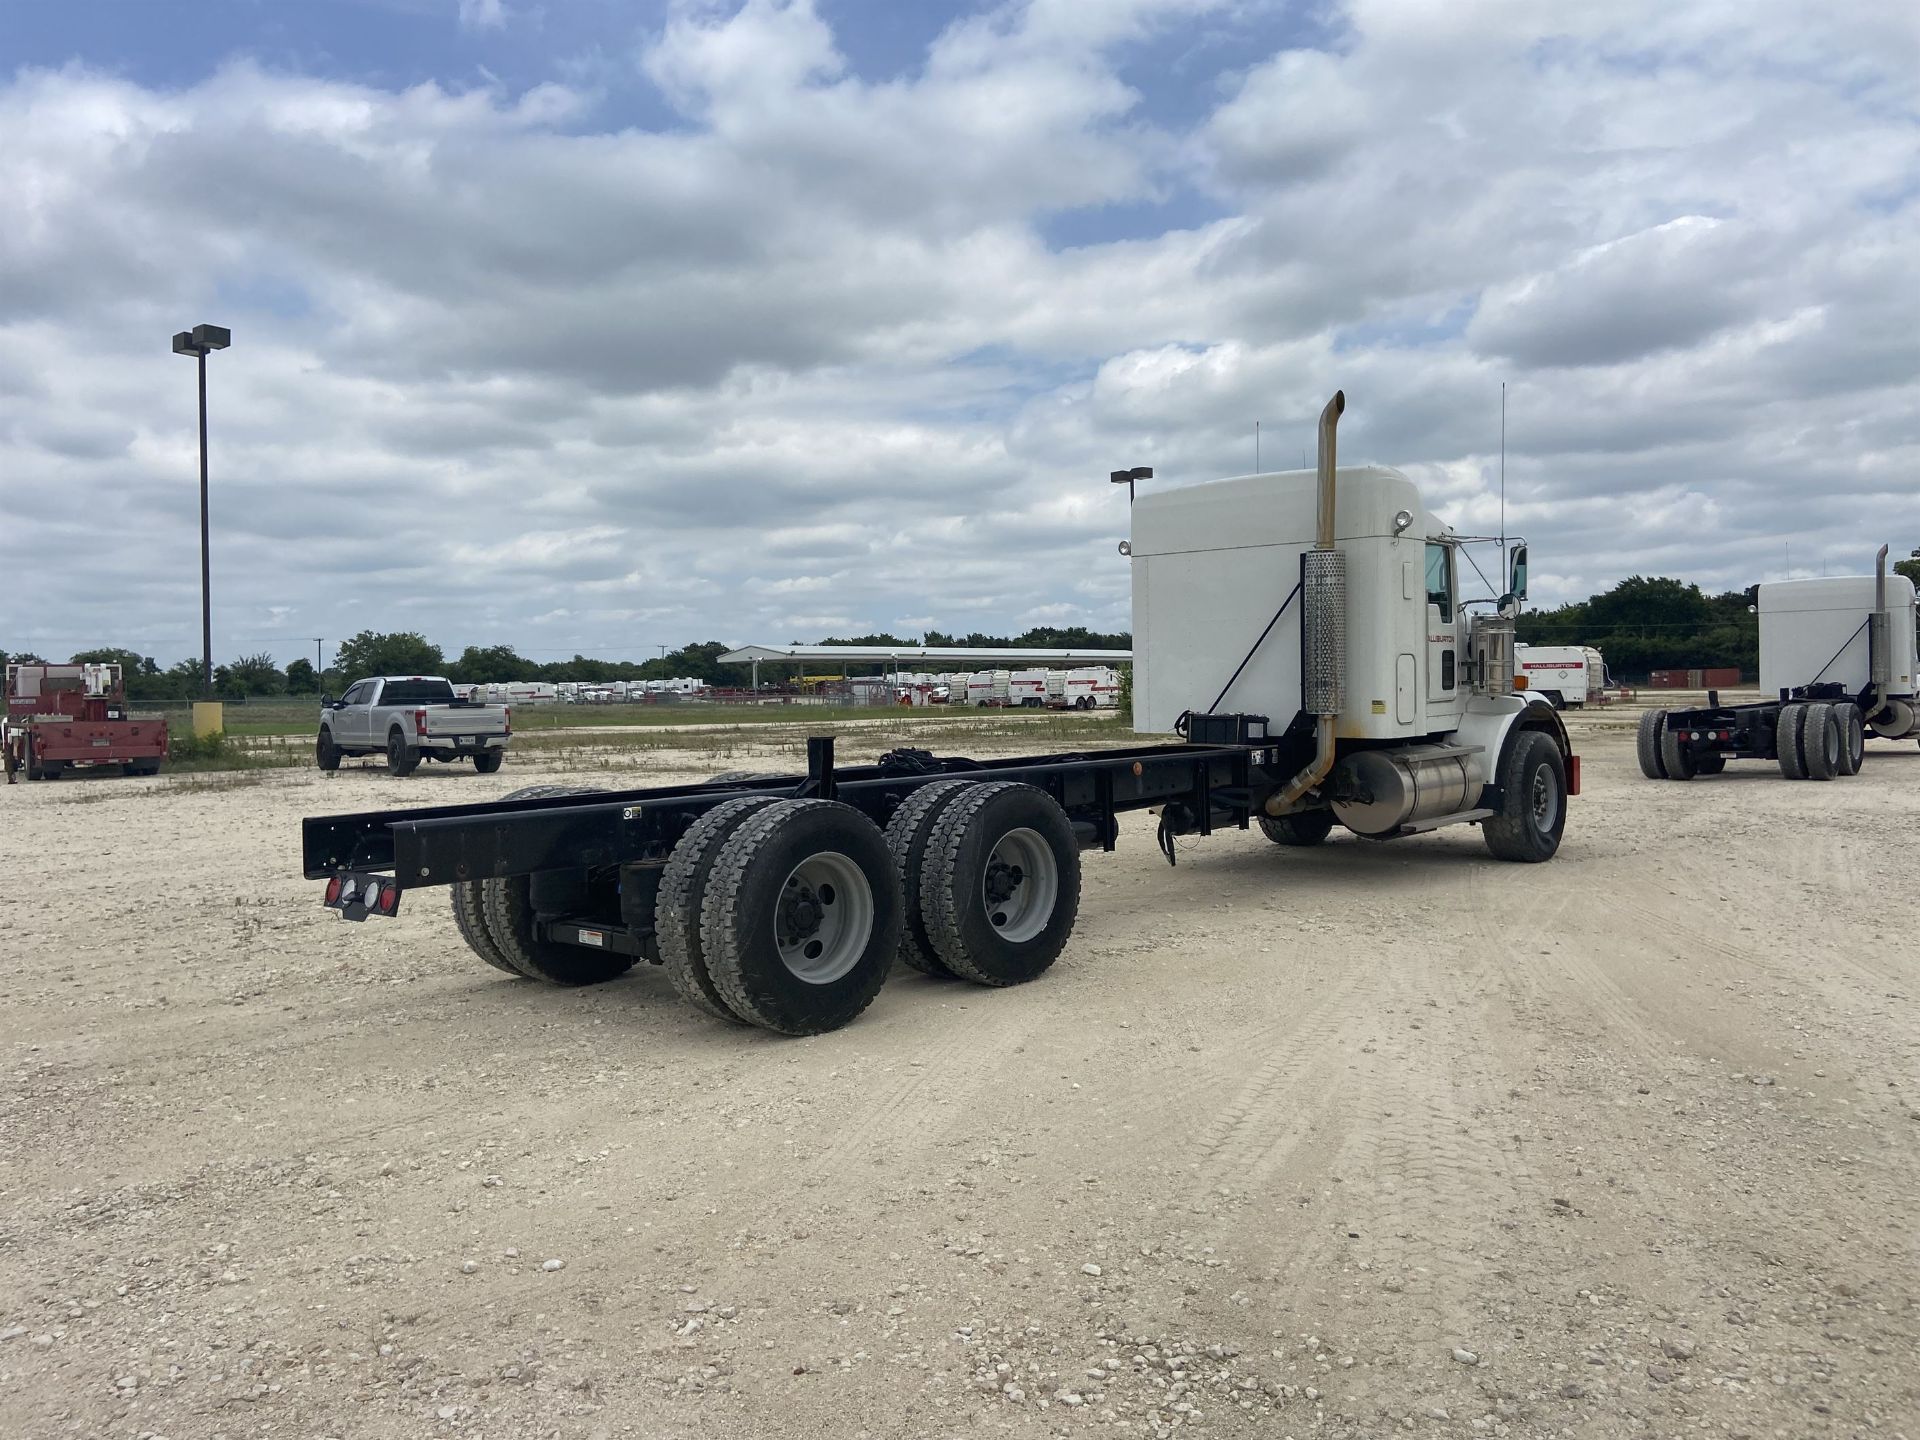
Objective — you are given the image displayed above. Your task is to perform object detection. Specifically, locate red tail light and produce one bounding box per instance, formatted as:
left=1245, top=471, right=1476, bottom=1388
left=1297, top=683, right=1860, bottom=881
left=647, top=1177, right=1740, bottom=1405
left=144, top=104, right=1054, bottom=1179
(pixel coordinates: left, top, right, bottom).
left=503, top=704, right=512, bottom=736
left=325, top=876, right=344, bottom=904
left=414, top=708, right=427, bottom=736
left=378, top=886, right=400, bottom=914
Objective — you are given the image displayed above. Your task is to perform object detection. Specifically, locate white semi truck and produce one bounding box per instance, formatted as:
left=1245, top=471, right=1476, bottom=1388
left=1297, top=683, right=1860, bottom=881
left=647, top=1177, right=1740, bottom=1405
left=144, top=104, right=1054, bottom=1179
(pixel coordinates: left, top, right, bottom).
left=1130, top=392, right=1575, bottom=858
left=1639, top=551, right=1920, bottom=781
left=303, top=391, right=1575, bottom=1038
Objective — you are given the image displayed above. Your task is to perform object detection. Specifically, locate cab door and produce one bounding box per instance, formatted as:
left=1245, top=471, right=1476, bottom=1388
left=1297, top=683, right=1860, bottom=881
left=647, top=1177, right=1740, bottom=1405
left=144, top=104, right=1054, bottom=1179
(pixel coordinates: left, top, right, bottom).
left=1424, top=542, right=1460, bottom=707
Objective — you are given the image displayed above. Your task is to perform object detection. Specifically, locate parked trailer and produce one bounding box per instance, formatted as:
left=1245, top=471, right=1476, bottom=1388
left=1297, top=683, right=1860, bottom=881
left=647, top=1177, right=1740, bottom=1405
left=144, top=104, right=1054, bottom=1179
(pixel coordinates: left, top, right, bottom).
left=1514, top=644, right=1606, bottom=709
left=1637, top=552, right=1919, bottom=782
left=966, top=670, right=1011, bottom=706
left=3, top=663, right=168, bottom=781
left=300, top=392, right=1576, bottom=1037
left=1060, top=665, right=1121, bottom=710
left=1009, top=669, right=1050, bottom=707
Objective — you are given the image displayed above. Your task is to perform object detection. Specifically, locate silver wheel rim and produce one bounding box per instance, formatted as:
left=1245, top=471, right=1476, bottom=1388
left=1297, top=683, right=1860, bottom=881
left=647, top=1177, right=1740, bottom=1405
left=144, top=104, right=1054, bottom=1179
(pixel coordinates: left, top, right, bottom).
left=982, top=827, right=1059, bottom=944
left=1530, top=764, right=1560, bottom=833
left=774, top=852, right=873, bottom=984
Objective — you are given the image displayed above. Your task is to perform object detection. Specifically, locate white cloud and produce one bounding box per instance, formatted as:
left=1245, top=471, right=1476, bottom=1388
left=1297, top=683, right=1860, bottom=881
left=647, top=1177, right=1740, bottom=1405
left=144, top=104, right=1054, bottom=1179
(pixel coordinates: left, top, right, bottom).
left=2, top=0, right=1917, bottom=668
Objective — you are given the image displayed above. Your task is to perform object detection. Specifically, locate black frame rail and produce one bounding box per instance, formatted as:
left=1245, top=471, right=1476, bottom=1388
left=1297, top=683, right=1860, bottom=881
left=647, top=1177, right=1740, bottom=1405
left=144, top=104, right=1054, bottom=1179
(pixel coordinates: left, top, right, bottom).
left=302, top=736, right=1281, bottom=900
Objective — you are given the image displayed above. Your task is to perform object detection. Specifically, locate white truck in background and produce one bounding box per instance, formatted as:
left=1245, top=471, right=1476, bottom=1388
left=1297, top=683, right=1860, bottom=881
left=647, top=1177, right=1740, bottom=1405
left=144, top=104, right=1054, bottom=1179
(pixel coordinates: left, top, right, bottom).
left=1009, top=669, right=1050, bottom=707
left=967, top=670, right=1011, bottom=706
left=1638, top=551, right=1920, bottom=781
left=1514, top=644, right=1606, bottom=708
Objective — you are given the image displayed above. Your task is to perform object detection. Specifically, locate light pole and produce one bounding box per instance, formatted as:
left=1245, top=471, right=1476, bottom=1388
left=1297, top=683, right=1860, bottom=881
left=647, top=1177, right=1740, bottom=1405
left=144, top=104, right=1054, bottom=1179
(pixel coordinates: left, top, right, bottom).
left=173, top=324, right=231, bottom=696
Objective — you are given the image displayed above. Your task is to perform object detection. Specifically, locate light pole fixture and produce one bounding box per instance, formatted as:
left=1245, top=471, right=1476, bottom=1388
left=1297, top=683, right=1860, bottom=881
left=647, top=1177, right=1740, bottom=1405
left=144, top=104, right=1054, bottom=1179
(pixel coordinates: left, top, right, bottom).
left=1109, top=465, right=1152, bottom=504
left=173, top=323, right=232, bottom=696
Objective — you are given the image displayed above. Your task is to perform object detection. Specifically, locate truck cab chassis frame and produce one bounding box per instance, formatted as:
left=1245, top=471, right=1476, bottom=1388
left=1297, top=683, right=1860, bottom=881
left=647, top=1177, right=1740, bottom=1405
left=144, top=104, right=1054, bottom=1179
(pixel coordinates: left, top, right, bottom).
left=302, top=721, right=1554, bottom=1036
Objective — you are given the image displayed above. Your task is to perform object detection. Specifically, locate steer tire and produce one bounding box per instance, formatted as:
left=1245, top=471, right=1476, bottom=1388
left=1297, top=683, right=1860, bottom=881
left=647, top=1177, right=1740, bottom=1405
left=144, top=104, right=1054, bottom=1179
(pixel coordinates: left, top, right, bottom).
left=1776, top=703, right=1807, bottom=779
left=920, top=781, right=1081, bottom=987
left=657, top=795, right=783, bottom=1022
left=1659, top=723, right=1698, bottom=781
left=1636, top=709, right=1669, bottom=780
left=1482, top=730, right=1568, bottom=863
left=476, top=785, right=630, bottom=984
left=882, top=778, right=980, bottom=977
left=386, top=729, right=419, bottom=777
left=1834, top=702, right=1864, bottom=775
left=1258, top=809, right=1336, bottom=845
left=1802, top=702, right=1840, bottom=781
left=316, top=729, right=341, bottom=772
left=700, top=800, right=902, bottom=1035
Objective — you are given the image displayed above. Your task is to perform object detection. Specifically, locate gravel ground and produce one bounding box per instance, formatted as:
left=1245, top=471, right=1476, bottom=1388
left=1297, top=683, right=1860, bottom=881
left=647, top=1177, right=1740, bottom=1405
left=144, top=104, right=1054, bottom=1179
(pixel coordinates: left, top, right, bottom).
left=1, top=713, right=1914, bottom=1439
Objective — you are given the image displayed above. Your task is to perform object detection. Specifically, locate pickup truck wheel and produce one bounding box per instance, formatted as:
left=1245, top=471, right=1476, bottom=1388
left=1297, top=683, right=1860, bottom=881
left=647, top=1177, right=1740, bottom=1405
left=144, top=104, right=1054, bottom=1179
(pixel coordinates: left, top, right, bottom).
left=658, top=795, right=783, bottom=1022
left=1635, top=709, right=1669, bottom=779
left=883, top=778, right=979, bottom=977
left=385, top=728, right=419, bottom=777
left=700, top=800, right=902, bottom=1034
left=1482, top=730, right=1566, bottom=863
left=1258, top=809, right=1335, bottom=846
left=316, top=728, right=341, bottom=772
left=921, top=782, right=1081, bottom=987
left=473, top=749, right=503, bottom=774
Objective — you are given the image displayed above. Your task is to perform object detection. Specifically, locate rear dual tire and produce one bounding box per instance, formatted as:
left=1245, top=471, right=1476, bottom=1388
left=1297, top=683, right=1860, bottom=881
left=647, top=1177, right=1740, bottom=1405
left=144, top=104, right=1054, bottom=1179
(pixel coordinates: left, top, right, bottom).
left=915, top=782, right=1081, bottom=987
left=698, top=800, right=902, bottom=1035
left=451, top=785, right=632, bottom=985
left=1636, top=709, right=1669, bottom=779
left=1778, top=702, right=1841, bottom=781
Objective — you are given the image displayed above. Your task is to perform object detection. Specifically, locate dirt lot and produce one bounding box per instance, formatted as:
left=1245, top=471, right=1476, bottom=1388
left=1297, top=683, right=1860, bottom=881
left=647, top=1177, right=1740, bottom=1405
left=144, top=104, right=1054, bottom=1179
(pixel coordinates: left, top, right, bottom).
left=1, top=713, right=1914, bottom=1439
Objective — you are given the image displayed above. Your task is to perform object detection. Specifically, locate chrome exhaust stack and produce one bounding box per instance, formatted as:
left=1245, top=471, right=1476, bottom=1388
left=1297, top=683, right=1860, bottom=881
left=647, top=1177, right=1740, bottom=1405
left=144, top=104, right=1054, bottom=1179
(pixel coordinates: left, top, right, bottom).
left=1268, top=391, right=1346, bottom=814
left=1867, top=544, right=1892, bottom=719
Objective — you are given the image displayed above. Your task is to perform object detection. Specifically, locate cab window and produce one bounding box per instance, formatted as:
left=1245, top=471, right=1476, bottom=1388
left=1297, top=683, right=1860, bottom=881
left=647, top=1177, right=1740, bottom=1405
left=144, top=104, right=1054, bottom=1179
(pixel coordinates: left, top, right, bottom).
left=1424, top=543, right=1455, bottom=621
left=341, top=681, right=371, bottom=706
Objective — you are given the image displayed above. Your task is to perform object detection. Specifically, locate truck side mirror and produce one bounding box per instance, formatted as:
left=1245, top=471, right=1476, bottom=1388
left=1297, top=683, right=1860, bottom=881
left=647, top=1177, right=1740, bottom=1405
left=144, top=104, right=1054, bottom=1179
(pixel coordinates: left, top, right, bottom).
left=1509, top=544, right=1528, bottom=602
left=320, top=694, right=333, bottom=707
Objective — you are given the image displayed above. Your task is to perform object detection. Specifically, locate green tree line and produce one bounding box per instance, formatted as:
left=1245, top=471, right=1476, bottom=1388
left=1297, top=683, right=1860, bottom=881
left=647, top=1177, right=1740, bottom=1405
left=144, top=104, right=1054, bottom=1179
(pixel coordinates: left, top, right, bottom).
left=10, top=565, right=1917, bottom=699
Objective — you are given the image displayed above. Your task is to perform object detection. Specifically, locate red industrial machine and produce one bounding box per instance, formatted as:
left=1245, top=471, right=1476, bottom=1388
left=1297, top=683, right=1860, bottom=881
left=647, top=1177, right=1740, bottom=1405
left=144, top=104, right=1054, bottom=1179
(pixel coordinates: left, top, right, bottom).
left=3, top=663, right=169, bottom=782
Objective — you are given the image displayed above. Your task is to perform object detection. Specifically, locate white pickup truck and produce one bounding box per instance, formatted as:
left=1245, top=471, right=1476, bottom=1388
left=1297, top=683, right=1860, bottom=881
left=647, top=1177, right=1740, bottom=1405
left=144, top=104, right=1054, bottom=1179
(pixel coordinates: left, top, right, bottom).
left=316, top=676, right=511, bottom=775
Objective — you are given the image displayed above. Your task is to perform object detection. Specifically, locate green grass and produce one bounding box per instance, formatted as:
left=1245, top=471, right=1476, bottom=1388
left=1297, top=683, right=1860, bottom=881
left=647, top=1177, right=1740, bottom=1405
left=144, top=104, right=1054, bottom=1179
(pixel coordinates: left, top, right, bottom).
left=144, top=706, right=1132, bottom=775
left=214, top=700, right=1117, bottom=738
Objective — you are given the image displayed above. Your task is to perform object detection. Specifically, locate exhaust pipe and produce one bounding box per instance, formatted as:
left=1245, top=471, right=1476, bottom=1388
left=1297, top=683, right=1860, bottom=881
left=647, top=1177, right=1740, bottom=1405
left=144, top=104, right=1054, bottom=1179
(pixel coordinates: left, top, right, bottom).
left=1268, top=391, right=1346, bottom=814
left=1868, top=544, right=1892, bottom=715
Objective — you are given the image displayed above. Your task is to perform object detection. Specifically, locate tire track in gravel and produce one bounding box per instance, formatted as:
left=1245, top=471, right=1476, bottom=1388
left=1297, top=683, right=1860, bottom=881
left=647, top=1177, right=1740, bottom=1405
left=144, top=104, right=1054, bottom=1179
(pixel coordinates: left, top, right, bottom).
left=1261, top=945, right=1548, bottom=1348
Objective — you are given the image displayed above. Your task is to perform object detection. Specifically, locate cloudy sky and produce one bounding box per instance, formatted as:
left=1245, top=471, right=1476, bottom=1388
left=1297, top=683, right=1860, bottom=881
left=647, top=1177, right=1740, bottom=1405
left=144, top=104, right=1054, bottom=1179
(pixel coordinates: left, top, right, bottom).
left=3, top=0, right=1917, bottom=669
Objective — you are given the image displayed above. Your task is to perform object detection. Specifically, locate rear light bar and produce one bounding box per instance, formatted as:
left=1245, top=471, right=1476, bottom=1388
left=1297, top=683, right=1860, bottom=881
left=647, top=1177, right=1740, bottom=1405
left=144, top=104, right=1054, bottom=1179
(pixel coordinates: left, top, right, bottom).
left=321, top=871, right=403, bottom=922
